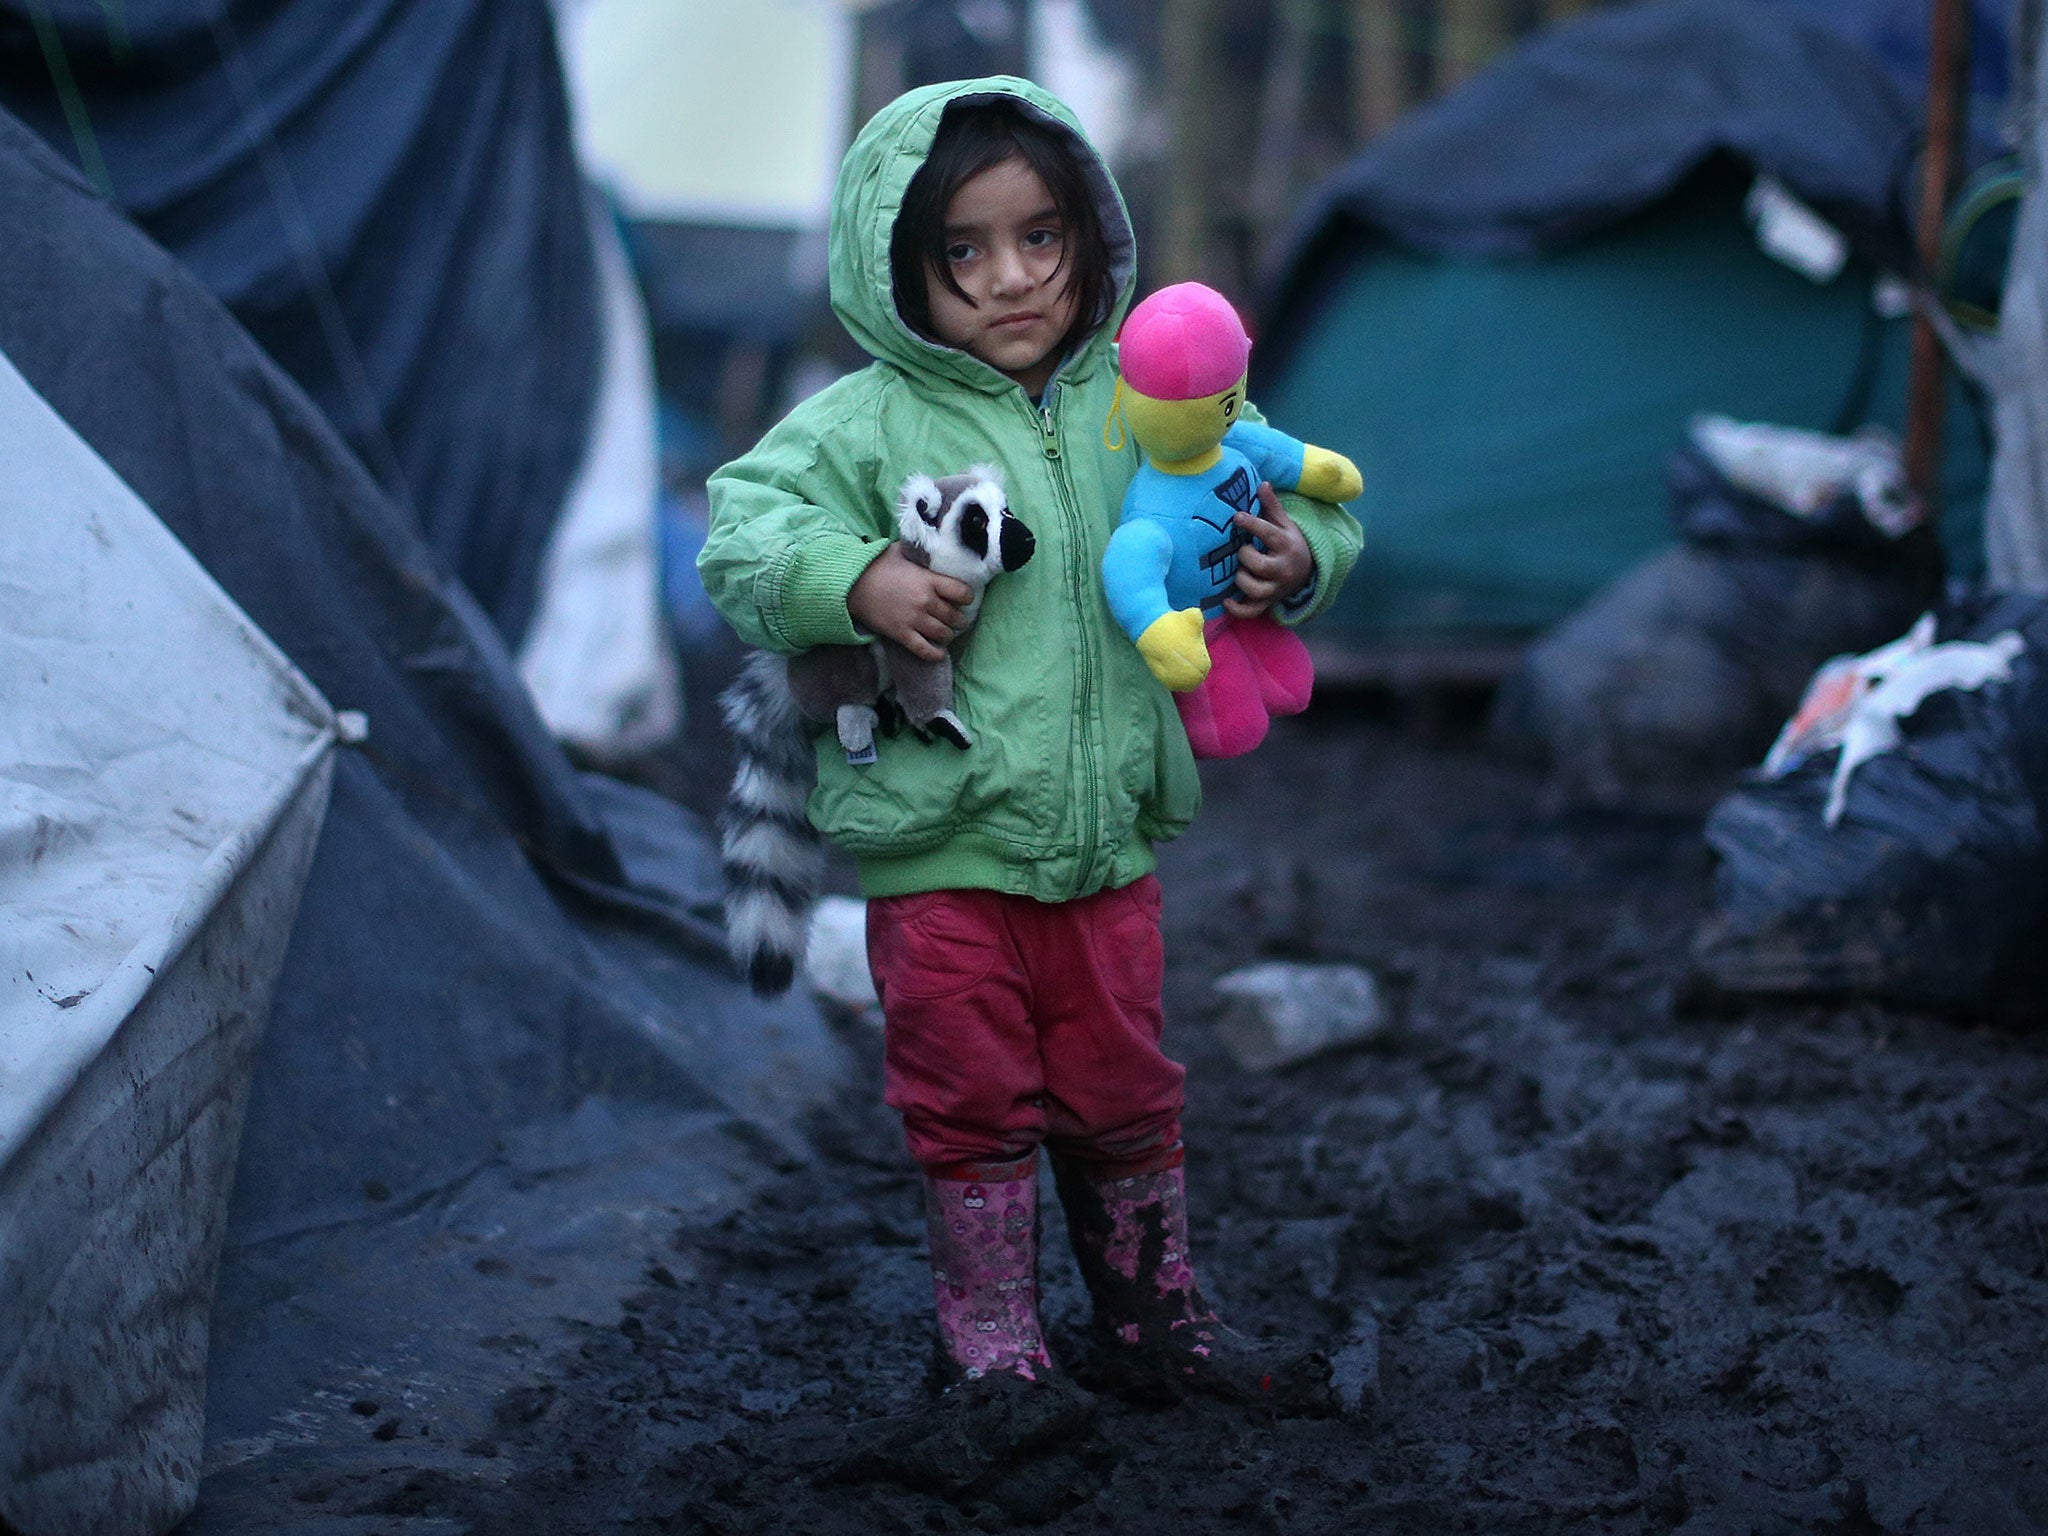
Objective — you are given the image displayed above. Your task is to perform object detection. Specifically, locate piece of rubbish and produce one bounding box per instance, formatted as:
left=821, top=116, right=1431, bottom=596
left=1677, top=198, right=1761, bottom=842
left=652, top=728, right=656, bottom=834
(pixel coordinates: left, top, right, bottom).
left=1820, top=629, right=2024, bottom=826
left=1688, top=413, right=1920, bottom=539
left=804, top=896, right=878, bottom=1020
left=1212, top=962, right=1387, bottom=1071
left=1761, top=612, right=1937, bottom=777
left=1692, top=595, right=2047, bottom=1020
left=1745, top=175, right=1849, bottom=284
left=1759, top=612, right=2025, bottom=824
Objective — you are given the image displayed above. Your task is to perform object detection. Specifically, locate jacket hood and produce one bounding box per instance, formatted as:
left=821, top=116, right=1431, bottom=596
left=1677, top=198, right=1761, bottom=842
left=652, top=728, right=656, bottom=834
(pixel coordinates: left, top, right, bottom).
left=828, top=76, right=1138, bottom=395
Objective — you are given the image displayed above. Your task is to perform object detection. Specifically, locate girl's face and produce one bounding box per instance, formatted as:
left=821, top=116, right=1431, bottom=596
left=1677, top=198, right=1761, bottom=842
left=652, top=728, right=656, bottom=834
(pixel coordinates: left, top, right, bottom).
left=923, top=155, right=1079, bottom=397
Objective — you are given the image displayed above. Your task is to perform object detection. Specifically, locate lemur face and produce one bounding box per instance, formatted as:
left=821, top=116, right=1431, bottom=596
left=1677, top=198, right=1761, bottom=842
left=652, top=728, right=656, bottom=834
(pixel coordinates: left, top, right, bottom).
left=896, top=466, right=1036, bottom=582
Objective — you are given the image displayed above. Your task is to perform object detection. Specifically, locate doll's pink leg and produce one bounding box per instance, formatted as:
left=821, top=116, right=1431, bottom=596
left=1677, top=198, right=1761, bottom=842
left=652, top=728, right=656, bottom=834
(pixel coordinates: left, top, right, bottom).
left=1229, top=613, right=1315, bottom=716
left=1174, top=619, right=1269, bottom=759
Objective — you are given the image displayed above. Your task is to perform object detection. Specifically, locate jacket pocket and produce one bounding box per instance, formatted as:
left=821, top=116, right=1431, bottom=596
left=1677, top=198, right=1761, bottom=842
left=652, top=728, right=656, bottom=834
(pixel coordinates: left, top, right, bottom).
left=809, top=715, right=1043, bottom=856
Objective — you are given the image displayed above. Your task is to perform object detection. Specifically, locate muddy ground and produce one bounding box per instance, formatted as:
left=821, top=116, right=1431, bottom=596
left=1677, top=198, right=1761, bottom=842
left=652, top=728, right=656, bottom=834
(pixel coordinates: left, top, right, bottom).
left=267, top=691, right=2048, bottom=1535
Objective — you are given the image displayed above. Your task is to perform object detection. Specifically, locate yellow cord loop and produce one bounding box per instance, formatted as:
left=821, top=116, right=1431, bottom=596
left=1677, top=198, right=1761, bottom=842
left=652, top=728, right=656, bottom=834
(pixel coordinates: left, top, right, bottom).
left=1103, top=378, right=1127, bottom=452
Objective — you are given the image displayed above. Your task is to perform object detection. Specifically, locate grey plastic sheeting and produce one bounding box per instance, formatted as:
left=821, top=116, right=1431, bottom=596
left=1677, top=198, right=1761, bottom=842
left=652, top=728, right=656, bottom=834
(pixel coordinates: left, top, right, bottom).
left=0, top=104, right=855, bottom=1532
left=0, top=347, right=337, bottom=1535
left=1949, top=22, right=2048, bottom=593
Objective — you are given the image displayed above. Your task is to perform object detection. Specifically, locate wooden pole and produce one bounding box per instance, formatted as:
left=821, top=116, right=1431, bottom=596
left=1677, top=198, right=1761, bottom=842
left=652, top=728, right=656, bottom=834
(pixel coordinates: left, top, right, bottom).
left=1160, top=0, right=1218, bottom=284
left=1349, top=0, right=1409, bottom=143
left=1252, top=0, right=1315, bottom=273
left=1904, top=0, right=1973, bottom=516
left=1438, top=0, right=1512, bottom=88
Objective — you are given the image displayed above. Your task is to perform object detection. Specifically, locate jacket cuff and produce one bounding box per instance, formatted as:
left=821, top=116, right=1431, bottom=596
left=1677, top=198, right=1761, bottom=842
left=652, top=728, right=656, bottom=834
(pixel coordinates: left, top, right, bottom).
left=770, top=534, right=887, bottom=650
left=1277, top=495, right=1341, bottom=627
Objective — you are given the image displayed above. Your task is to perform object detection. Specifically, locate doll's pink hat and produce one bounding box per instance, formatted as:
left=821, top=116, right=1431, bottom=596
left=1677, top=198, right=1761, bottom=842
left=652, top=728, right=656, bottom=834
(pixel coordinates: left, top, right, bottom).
left=1117, top=282, right=1251, bottom=401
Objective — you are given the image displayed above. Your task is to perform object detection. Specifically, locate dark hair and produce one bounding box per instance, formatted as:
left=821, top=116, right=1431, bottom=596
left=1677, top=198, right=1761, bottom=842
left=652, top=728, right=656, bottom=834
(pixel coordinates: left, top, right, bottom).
left=890, top=101, right=1116, bottom=352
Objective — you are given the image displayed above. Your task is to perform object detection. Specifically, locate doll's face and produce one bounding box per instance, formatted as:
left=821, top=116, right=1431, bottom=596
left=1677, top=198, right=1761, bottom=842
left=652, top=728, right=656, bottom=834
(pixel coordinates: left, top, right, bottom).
left=923, top=156, right=1080, bottom=398
left=1122, top=377, right=1247, bottom=463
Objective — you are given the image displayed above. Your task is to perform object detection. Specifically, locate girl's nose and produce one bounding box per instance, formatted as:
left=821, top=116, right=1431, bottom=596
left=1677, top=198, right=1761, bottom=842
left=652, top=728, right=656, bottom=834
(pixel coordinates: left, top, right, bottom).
left=988, top=244, right=1032, bottom=296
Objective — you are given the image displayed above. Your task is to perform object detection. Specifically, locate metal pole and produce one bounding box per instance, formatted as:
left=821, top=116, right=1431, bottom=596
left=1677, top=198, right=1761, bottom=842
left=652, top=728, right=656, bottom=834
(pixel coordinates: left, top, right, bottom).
left=1905, top=0, right=1974, bottom=515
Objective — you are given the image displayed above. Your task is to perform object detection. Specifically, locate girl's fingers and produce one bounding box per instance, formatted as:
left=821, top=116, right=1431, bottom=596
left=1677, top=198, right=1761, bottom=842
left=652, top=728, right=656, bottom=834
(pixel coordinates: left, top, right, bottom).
left=1233, top=510, right=1281, bottom=545
left=1237, top=542, right=1283, bottom=576
left=1223, top=594, right=1271, bottom=618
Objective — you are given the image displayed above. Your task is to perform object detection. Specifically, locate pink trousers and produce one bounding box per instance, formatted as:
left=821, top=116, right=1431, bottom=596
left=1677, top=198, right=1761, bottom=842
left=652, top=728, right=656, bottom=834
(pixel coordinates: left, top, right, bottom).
left=866, top=876, right=1185, bottom=1176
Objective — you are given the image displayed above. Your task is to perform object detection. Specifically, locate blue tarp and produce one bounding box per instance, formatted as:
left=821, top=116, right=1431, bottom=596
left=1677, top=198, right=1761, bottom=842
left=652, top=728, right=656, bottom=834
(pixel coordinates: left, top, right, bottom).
left=0, top=0, right=599, bottom=646
left=1263, top=0, right=1928, bottom=350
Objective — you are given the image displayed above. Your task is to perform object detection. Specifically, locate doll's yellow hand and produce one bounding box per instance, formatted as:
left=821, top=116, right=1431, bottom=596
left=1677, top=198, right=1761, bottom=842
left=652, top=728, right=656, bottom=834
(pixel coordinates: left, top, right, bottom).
left=1136, top=608, right=1211, bottom=692
left=1298, top=445, right=1363, bottom=503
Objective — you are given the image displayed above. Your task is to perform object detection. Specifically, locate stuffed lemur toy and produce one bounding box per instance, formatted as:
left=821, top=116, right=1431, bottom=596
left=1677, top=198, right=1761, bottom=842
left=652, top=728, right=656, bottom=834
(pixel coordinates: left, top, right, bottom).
left=717, top=467, right=1034, bottom=994
left=788, top=466, right=1033, bottom=755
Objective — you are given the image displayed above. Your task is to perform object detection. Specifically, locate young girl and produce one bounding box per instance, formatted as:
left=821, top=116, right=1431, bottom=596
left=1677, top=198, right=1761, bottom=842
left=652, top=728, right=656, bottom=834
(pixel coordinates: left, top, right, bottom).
left=700, top=78, right=1362, bottom=1405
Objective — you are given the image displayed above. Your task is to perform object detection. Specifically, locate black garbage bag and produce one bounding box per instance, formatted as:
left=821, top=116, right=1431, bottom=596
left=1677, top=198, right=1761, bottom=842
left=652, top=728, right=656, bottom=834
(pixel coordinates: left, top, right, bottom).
left=1688, top=594, right=2048, bottom=1020
left=1489, top=430, right=1937, bottom=806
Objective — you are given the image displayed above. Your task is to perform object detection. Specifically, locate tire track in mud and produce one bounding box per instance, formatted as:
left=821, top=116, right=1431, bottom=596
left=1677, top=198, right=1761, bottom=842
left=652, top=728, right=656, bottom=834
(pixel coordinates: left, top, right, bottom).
left=303, top=712, right=2048, bottom=1534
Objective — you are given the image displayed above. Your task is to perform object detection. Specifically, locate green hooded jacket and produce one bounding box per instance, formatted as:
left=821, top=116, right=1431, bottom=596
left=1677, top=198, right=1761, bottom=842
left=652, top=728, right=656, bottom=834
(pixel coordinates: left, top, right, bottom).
left=699, top=76, right=1362, bottom=903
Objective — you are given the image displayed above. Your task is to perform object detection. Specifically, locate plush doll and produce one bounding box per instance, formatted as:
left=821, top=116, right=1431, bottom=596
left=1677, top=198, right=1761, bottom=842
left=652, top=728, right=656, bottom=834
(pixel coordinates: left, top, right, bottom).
left=1102, top=282, right=1362, bottom=758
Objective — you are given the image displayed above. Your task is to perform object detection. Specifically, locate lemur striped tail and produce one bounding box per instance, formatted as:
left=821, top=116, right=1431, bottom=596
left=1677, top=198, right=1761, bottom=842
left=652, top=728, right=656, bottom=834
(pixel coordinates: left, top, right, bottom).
left=718, top=651, right=825, bottom=996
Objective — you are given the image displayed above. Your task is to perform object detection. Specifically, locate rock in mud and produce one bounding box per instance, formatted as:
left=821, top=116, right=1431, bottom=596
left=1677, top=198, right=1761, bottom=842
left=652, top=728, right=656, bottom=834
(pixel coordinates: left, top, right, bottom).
left=1212, top=962, right=1388, bottom=1070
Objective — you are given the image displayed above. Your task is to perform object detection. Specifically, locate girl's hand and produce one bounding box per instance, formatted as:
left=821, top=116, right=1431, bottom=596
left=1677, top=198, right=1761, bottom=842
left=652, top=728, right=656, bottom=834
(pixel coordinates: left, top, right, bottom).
left=1224, top=484, right=1313, bottom=618
left=848, top=543, right=974, bottom=662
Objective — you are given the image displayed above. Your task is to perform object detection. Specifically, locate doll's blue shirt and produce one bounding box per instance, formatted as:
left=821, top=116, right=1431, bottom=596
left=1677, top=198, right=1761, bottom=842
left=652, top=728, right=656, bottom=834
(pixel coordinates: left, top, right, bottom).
left=1102, top=420, right=1309, bottom=642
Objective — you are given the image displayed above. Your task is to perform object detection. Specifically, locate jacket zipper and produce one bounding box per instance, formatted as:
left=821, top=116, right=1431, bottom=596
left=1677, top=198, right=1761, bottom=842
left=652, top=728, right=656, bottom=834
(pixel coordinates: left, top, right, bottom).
left=1034, top=389, right=1101, bottom=897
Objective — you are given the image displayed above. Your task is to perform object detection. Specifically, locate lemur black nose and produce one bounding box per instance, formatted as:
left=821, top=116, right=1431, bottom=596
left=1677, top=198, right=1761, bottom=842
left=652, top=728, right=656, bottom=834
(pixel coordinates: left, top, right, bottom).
left=1000, top=518, right=1036, bottom=571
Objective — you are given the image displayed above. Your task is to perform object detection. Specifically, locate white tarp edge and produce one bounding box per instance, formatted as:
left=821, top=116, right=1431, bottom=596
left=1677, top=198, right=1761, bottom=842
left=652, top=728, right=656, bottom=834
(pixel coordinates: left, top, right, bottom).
left=518, top=197, right=681, bottom=762
left=0, top=345, right=339, bottom=1535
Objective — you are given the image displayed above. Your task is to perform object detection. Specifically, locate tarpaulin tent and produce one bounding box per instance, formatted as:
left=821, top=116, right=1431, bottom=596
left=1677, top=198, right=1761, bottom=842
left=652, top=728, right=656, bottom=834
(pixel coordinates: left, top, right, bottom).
left=0, top=350, right=337, bottom=1536
left=0, top=102, right=847, bottom=1535
left=0, top=0, right=599, bottom=650
left=1254, top=0, right=1991, bottom=648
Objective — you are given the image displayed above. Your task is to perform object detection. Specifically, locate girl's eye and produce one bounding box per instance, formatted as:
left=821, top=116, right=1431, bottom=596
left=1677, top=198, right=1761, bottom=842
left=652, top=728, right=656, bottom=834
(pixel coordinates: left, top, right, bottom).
left=1024, top=227, right=1062, bottom=249
left=945, top=242, right=976, bottom=264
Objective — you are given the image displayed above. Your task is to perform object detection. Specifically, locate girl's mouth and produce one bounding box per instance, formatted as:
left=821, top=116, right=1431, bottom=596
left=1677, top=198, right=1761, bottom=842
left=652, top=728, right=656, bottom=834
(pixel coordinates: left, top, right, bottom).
left=991, top=312, right=1041, bottom=331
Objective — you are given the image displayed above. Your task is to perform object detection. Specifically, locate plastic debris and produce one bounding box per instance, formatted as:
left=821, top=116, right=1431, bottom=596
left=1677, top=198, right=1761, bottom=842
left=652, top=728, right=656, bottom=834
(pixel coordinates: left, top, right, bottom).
left=1688, top=414, right=1921, bottom=539
left=1761, top=612, right=1937, bottom=777
left=804, top=896, right=879, bottom=1021
left=1212, top=962, right=1387, bottom=1071
left=1692, top=595, right=2048, bottom=1018
left=1822, top=629, right=2025, bottom=825
left=1746, top=175, right=1849, bottom=283
left=1760, top=612, right=2025, bottom=824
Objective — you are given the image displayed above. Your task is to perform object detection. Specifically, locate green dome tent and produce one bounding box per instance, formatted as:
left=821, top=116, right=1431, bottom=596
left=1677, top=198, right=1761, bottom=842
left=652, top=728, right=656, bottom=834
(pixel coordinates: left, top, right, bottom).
left=1254, top=0, right=1990, bottom=654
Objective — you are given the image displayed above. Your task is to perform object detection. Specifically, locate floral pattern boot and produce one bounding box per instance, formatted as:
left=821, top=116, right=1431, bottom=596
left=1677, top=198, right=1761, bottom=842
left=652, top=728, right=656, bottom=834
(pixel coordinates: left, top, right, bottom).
left=923, top=1153, right=1056, bottom=1384
left=1053, top=1152, right=1335, bottom=1413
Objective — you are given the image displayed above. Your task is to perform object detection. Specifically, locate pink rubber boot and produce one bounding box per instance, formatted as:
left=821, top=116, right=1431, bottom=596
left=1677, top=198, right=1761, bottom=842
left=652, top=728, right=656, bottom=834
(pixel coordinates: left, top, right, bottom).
left=923, top=1153, right=1056, bottom=1385
left=1230, top=612, right=1315, bottom=717
left=1052, top=1152, right=1334, bottom=1413
left=1174, top=617, right=1271, bottom=759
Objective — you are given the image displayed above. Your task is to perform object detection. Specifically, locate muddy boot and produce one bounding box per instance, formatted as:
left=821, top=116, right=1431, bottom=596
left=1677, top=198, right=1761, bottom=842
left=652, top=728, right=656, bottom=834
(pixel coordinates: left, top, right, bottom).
left=1053, top=1153, right=1336, bottom=1414
left=923, top=1153, right=1057, bottom=1385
